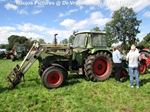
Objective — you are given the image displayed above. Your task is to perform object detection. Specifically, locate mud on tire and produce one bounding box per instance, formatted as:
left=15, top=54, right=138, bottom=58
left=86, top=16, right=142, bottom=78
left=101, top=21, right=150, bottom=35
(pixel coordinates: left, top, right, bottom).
left=84, top=52, right=113, bottom=82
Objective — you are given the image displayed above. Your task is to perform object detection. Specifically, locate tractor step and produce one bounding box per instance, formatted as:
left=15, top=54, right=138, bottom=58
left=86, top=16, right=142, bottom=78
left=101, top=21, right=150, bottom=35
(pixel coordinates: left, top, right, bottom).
left=6, top=64, right=24, bottom=88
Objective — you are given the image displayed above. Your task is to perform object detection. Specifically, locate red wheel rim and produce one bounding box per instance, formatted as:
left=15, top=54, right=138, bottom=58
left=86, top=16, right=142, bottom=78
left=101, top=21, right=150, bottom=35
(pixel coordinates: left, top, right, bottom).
left=48, top=72, right=62, bottom=85
left=138, top=62, right=146, bottom=74
left=120, top=69, right=127, bottom=78
left=145, top=56, right=150, bottom=67
left=93, top=58, right=110, bottom=77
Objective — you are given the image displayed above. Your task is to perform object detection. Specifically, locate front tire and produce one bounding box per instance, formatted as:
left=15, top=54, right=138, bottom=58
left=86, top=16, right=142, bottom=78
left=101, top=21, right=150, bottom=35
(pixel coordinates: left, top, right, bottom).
left=84, top=52, right=113, bottom=82
left=42, top=67, right=66, bottom=89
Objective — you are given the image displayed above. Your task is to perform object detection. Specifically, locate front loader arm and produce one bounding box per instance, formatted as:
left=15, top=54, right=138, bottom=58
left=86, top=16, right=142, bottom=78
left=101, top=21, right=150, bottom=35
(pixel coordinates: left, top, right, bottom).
left=6, top=42, right=71, bottom=88
left=6, top=43, right=43, bottom=88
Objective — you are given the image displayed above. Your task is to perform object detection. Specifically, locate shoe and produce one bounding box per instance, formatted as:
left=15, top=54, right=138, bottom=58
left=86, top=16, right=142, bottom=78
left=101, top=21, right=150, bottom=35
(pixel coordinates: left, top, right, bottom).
left=130, top=86, right=134, bottom=88
left=115, top=80, right=121, bottom=83
left=136, top=86, right=140, bottom=88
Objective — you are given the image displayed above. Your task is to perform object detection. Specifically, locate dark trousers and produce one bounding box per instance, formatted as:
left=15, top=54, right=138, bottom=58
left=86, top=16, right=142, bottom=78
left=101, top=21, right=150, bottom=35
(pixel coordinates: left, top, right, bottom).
left=114, top=63, right=122, bottom=81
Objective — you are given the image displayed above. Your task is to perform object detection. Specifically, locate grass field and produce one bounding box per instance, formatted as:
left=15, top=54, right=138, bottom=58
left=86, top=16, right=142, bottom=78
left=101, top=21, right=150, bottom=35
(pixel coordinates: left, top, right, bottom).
left=0, top=59, right=150, bottom=112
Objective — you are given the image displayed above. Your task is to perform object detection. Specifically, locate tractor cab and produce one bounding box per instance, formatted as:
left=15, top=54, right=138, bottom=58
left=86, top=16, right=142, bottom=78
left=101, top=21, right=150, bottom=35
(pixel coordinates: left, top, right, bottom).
left=12, top=44, right=27, bottom=61
left=72, top=31, right=111, bottom=67
left=73, top=31, right=107, bottom=49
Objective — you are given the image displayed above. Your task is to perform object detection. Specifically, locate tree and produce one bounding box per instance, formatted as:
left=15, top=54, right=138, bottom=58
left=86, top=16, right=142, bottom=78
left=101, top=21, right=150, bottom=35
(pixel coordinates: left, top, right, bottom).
left=138, top=33, right=150, bottom=49
left=7, top=35, right=28, bottom=50
left=0, top=44, right=6, bottom=49
left=61, top=38, right=68, bottom=44
left=105, top=7, right=142, bottom=49
left=69, top=31, right=77, bottom=45
left=105, top=27, right=118, bottom=47
left=38, top=39, right=46, bottom=44
left=91, top=27, right=101, bottom=31
left=24, top=37, right=34, bottom=50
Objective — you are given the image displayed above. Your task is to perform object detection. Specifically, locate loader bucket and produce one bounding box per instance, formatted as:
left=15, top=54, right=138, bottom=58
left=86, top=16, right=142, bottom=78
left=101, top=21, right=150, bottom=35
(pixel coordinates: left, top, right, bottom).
left=6, top=64, right=24, bottom=88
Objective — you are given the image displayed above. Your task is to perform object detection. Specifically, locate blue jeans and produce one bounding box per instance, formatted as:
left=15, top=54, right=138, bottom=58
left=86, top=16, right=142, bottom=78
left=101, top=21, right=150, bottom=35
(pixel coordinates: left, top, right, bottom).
left=128, top=67, right=140, bottom=86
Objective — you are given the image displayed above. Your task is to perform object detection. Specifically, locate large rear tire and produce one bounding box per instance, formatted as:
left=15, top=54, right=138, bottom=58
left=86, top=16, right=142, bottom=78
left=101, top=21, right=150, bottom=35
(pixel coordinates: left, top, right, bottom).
left=42, top=67, right=66, bottom=89
left=140, top=52, right=150, bottom=68
left=120, top=68, right=128, bottom=78
left=138, top=60, right=147, bottom=74
left=84, top=52, right=113, bottom=82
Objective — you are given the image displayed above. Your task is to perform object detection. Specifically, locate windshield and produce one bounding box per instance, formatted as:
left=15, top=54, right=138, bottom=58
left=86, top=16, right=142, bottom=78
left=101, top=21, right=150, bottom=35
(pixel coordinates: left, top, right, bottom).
left=17, top=46, right=26, bottom=52
left=92, top=34, right=107, bottom=47
left=73, top=34, right=86, bottom=48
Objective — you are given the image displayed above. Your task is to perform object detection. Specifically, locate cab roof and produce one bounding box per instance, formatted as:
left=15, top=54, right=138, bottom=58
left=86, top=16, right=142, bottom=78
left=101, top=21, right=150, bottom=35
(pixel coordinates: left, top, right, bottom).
left=75, top=31, right=106, bottom=35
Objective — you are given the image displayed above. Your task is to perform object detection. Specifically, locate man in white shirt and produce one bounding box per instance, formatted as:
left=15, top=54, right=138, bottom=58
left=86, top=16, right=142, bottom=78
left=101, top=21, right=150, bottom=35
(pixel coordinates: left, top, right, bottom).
left=112, top=46, right=123, bottom=82
left=126, top=44, right=140, bottom=88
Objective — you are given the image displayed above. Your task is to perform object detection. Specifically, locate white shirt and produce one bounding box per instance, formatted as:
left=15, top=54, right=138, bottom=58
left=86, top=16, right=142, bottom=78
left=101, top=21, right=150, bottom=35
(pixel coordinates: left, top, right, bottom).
left=126, top=51, right=140, bottom=67
left=112, top=49, right=122, bottom=63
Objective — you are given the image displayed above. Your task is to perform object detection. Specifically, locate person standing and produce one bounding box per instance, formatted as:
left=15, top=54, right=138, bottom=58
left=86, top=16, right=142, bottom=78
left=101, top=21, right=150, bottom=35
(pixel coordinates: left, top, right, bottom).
left=112, top=46, right=123, bottom=82
left=126, top=44, right=141, bottom=88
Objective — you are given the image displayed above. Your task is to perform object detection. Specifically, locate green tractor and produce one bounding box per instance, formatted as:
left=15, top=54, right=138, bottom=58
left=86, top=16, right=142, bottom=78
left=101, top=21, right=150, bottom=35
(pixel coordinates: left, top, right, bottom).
left=7, top=31, right=113, bottom=89
left=11, top=44, right=27, bottom=61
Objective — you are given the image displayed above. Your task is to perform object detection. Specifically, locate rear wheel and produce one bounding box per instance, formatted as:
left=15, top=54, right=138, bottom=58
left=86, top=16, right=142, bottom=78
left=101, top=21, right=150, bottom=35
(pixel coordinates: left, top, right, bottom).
left=140, top=52, right=150, bottom=68
left=42, top=67, right=66, bottom=89
left=120, top=69, right=128, bottom=78
left=84, top=52, right=113, bottom=82
left=138, top=60, right=147, bottom=74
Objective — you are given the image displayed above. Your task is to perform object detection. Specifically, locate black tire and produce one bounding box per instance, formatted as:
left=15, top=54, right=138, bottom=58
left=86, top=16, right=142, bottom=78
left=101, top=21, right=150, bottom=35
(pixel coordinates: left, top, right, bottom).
left=84, top=52, right=113, bottom=82
left=140, top=52, right=150, bottom=68
left=39, top=66, right=68, bottom=78
left=38, top=68, right=43, bottom=77
left=120, top=68, right=128, bottom=78
left=42, top=67, right=67, bottom=89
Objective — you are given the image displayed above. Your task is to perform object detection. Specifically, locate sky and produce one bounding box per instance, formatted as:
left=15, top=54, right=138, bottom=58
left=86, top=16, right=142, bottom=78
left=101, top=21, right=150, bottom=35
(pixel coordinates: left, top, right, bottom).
left=0, top=0, right=150, bottom=44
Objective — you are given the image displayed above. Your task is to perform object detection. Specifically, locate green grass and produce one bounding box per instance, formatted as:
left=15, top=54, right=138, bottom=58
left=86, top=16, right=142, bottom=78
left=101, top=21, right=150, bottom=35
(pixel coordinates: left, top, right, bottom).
left=0, top=59, right=150, bottom=112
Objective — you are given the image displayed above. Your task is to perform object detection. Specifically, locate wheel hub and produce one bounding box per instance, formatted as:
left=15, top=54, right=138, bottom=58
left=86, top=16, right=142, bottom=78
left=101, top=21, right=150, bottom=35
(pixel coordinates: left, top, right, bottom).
left=94, top=59, right=107, bottom=76
left=48, top=72, right=61, bottom=85
left=98, top=65, right=102, bottom=70
left=52, top=76, right=56, bottom=80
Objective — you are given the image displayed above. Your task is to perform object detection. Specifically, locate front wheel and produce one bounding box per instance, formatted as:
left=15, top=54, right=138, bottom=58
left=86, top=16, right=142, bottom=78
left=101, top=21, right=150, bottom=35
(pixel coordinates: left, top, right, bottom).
left=42, top=67, right=66, bottom=89
left=84, top=52, right=113, bottom=82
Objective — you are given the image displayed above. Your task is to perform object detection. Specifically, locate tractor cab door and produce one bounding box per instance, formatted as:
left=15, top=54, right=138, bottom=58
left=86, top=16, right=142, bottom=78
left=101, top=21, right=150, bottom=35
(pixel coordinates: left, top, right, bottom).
left=72, top=33, right=88, bottom=67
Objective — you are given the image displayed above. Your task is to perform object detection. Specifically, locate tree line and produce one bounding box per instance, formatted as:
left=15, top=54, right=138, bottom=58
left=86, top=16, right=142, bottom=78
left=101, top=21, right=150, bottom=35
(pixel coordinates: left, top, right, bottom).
left=0, top=35, right=46, bottom=50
